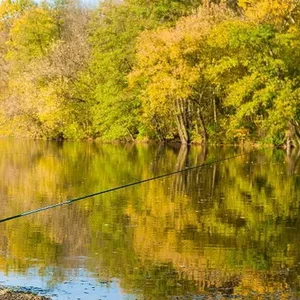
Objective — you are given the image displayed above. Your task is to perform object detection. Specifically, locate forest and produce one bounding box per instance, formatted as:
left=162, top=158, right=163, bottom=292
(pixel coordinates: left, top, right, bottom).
left=1, top=0, right=300, bottom=145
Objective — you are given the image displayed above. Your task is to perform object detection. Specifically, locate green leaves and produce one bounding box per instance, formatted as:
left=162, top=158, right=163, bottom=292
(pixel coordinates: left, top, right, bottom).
left=205, top=16, right=300, bottom=143
left=1, top=0, right=300, bottom=143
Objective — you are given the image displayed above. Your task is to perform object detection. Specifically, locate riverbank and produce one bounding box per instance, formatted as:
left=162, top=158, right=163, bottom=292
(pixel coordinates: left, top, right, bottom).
left=0, top=289, right=50, bottom=300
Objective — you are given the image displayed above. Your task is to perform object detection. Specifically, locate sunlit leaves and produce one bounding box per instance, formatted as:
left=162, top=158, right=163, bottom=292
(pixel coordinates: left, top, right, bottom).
left=6, top=6, right=59, bottom=62
left=238, top=0, right=300, bottom=29
left=130, top=5, right=232, bottom=142
left=1, top=0, right=300, bottom=143
left=206, top=17, right=300, bottom=143
left=0, top=2, right=92, bottom=140
left=0, top=0, right=35, bottom=30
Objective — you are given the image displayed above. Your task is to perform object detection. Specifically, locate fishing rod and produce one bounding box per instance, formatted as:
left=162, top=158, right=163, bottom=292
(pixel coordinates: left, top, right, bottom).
left=0, top=146, right=272, bottom=224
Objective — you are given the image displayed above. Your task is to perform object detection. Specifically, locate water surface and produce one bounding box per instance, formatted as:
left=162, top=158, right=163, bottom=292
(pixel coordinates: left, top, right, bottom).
left=0, top=139, right=299, bottom=299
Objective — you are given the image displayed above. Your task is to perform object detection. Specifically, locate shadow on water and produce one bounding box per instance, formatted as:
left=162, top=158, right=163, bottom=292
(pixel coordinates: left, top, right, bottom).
left=0, top=140, right=299, bottom=298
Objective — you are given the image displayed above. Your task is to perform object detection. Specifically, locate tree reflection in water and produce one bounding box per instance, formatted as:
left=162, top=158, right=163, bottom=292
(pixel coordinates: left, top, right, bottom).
left=0, top=140, right=299, bottom=298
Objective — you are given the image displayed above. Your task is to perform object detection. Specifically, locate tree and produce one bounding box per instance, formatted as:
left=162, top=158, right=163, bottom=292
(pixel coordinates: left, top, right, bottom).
left=206, top=19, right=300, bottom=145
left=130, top=4, right=232, bottom=143
left=0, top=1, right=92, bottom=139
left=6, top=5, right=59, bottom=62
left=84, top=0, right=203, bottom=141
left=0, top=0, right=36, bottom=127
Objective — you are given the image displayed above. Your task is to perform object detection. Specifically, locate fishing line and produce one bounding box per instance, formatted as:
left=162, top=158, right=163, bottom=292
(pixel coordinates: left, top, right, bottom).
left=0, top=146, right=272, bottom=224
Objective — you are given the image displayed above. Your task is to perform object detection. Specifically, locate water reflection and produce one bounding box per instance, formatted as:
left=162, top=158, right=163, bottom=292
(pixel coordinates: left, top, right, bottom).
left=0, top=139, right=300, bottom=298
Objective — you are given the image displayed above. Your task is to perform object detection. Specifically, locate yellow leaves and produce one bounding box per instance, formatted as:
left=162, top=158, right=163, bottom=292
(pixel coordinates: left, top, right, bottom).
left=36, top=81, right=64, bottom=128
left=0, top=0, right=34, bottom=30
left=238, top=0, right=300, bottom=27
left=0, top=0, right=18, bottom=31
left=7, top=6, right=58, bottom=62
left=129, top=4, right=236, bottom=142
left=1, top=67, right=66, bottom=138
left=131, top=3, right=234, bottom=102
left=130, top=8, right=216, bottom=108
left=208, top=19, right=250, bottom=49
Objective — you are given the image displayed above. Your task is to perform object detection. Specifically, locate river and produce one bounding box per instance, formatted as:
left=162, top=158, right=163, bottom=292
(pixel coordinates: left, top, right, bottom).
left=0, top=139, right=299, bottom=299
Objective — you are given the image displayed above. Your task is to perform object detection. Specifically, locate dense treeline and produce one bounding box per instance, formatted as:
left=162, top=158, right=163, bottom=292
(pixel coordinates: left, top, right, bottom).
left=1, top=0, right=300, bottom=145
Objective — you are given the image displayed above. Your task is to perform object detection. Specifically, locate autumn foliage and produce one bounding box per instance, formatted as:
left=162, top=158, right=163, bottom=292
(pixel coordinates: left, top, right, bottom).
left=1, top=0, right=300, bottom=145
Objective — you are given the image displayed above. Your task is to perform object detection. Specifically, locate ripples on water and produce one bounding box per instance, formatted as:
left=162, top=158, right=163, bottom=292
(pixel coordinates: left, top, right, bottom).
left=0, top=139, right=299, bottom=299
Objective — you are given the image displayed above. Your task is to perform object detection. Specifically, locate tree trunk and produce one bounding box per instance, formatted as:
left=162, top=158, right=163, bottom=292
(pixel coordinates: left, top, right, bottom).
left=127, top=128, right=135, bottom=142
left=213, top=95, right=217, bottom=125
left=175, top=99, right=189, bottom=144
left=198, top=108, right=207, bottom=144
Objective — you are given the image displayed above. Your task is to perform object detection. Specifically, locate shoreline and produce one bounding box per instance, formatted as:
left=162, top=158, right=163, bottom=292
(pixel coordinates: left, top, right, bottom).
left=0, top=288, right=50, bottom=300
